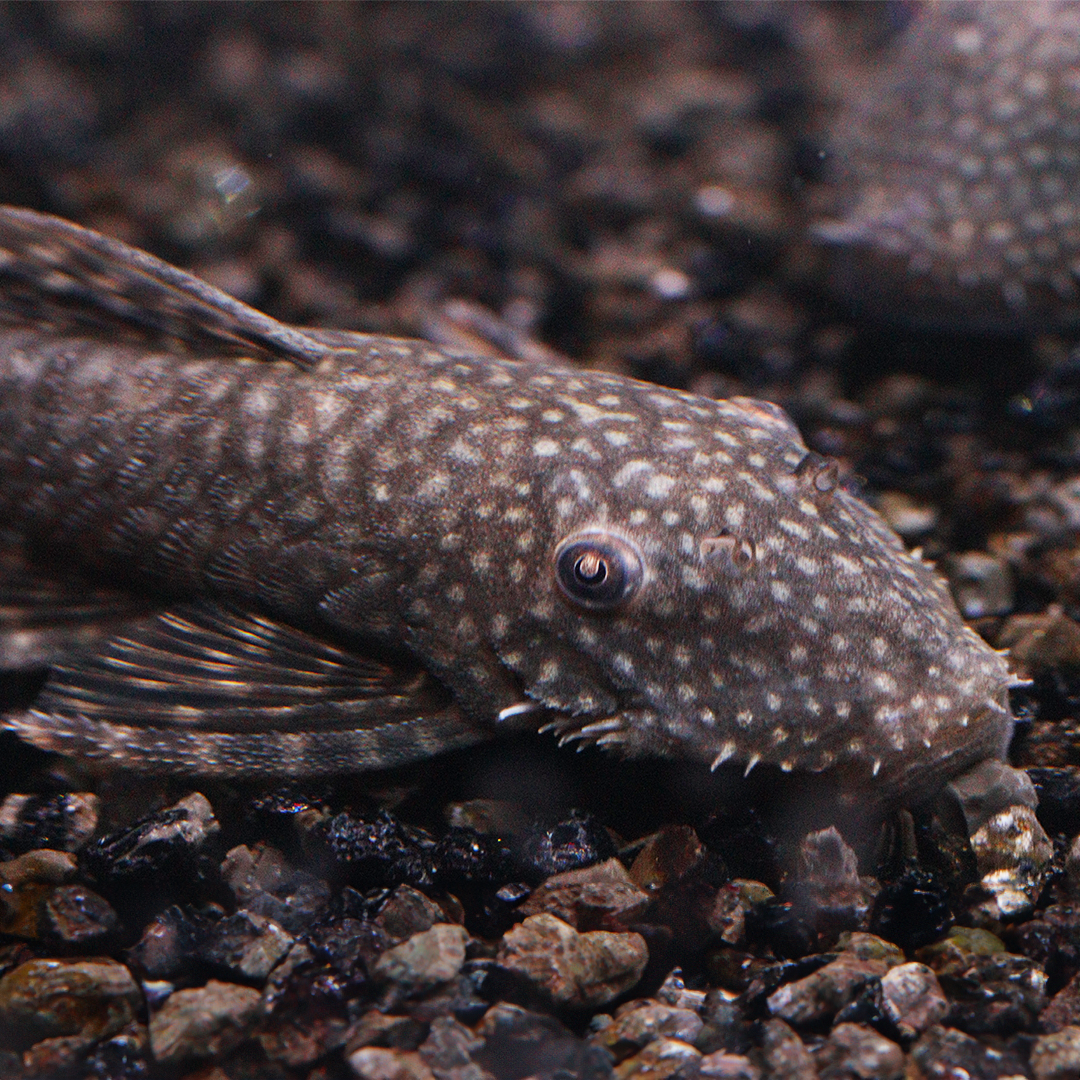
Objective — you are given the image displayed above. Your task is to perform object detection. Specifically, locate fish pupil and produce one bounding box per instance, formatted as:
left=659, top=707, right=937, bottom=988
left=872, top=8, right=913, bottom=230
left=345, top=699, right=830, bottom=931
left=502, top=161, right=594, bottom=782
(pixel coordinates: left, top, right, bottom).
left=574, top=553, right=608, bottom=585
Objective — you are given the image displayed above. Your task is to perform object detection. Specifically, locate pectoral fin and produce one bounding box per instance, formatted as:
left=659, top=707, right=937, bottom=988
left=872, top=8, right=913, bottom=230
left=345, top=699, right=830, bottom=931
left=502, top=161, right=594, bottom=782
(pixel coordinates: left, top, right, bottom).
left=2, top=599, right=491, bottom=775
left=0, top=548, right=152, bottom=669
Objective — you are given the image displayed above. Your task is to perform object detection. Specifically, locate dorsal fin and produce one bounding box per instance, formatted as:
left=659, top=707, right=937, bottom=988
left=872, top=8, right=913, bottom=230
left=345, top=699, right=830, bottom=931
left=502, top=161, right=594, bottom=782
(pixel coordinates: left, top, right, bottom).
left=0, top=206, right=339, bottom=369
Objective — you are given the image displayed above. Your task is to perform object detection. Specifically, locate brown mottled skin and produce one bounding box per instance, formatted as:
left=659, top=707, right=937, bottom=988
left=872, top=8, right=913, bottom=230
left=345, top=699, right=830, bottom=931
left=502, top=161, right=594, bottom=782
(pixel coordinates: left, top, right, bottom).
left=814, top=0, right=1080, bottom=333
left=0, top=207, right=1015, bottom=802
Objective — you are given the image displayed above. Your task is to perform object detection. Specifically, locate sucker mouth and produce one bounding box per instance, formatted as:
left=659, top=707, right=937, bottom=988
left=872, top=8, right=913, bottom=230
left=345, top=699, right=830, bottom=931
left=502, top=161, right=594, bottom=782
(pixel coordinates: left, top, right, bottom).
left=875, top=692, right=1019, bottom=806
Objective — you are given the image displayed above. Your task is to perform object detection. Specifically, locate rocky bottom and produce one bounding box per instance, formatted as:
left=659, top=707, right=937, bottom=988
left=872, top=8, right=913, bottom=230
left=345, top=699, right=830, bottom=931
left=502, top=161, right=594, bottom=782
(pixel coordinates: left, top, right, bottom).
left=1, top=739, right=1080, bottom=1080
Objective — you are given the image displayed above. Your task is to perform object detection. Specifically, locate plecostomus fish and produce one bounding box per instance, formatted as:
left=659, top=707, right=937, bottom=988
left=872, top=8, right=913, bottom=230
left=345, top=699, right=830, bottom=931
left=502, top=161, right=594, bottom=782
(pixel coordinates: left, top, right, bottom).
left=812, top=0, right=1080, bottom=334
left=0, top=207, right=1017, bottom=803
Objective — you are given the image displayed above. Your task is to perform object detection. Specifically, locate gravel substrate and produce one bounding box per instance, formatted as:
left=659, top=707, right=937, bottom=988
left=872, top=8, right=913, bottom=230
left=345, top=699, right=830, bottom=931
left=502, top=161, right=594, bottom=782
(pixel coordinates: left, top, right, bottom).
left=4, top=4, right=1080, bottom=1079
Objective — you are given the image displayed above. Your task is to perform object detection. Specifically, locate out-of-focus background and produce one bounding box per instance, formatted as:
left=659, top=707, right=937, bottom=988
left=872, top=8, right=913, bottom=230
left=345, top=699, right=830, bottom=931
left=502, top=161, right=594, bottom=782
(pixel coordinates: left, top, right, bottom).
left=4, top=6, right=1080, bottom=1079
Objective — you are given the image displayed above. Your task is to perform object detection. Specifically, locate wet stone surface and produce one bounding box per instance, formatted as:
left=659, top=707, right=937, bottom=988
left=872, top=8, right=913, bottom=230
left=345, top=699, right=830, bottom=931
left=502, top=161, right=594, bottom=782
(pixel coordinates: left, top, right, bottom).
left=5, top=3, right=1080, bottom=1078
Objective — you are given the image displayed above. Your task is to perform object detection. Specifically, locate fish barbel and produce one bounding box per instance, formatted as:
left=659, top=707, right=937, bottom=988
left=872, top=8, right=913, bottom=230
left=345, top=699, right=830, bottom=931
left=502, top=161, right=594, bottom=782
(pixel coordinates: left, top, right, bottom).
left=0, top=207, right=1015, bottom=802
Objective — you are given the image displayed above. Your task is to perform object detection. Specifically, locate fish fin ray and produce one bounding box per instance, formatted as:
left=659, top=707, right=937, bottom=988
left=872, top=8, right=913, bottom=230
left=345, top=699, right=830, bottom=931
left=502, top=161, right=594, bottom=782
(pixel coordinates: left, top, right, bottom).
left=0, top=548, right=152, bottom=669
left=0, top=206, right=338, bottom=368
left=2, top=707, right=487, bottom=776
left=26, top=599, right=464, bottom=737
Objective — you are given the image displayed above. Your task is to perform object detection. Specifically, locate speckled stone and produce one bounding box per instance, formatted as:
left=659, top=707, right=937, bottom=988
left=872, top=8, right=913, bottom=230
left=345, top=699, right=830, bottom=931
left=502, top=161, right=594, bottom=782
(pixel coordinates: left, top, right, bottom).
left=496, top=913, right=649, bottom=1010
left=612, top=1037, right=701, bottom=1080
left=1031, top=1025, right=1080, bottom=1080
left=0, top=957, right=141, bottom=1050
left=518, top=857, right=650, bottom=931
left=767, top=955, right=890, bottom=1028
left=148, top=979, right=264, bottom=1065
left=878, top=962, right=949, bottom=1039
left=760, top=1018, right=816, bottom=1080
left=591, top=1000, right=704, bottom=1061
left=816, top=1022, right=903, bottom=1080
left=372, top=923, right=469, bottom=995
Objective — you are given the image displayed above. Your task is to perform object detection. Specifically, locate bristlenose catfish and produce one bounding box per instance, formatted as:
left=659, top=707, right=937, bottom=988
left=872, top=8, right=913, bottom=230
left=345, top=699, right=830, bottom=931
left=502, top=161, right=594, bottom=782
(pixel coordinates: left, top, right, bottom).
left=0, top=207, right=1017, bottom=803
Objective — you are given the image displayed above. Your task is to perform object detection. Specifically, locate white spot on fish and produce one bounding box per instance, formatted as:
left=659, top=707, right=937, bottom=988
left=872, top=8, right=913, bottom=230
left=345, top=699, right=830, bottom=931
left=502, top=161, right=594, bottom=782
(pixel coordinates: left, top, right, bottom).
left=724, top=503, right=746, bottom=528
left=539, top=659, right=560, bottom=680
left=614, top=460, right=653, bottom=486
left=646, top=474, right=676, bottom=498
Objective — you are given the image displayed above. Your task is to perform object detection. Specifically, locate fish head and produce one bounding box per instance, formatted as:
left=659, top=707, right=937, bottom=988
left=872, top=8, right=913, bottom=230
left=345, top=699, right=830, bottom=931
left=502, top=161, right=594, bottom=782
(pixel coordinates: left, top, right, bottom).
left=489, top=383, right=1015, bottom=805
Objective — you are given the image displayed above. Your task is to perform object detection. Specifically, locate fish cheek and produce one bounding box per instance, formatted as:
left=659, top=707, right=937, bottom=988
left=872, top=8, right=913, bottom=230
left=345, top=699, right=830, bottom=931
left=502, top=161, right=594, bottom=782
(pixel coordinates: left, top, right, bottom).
left=492, top=616, right=622, bottom=720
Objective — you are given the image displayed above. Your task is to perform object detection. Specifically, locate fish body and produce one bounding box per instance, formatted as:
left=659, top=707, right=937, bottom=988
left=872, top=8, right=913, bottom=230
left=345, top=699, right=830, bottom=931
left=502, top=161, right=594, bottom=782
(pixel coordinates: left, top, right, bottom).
left=813, top=1, right=1080, bottom=333
left=0, top=207, right=1014, bottom=802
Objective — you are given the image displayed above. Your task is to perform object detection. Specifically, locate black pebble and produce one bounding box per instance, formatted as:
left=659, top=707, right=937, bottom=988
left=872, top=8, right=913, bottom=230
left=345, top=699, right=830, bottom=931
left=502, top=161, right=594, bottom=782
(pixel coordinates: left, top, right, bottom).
left=869, top=867, right=954, bottom=952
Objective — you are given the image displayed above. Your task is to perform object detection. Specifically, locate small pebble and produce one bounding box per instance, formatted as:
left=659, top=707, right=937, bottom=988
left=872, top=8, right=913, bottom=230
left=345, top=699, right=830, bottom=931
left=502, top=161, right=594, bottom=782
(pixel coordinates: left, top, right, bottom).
left=947, top=552, right=1015, bottom=619
left=909, top=1023, right=1030, bottom=1079
left=496, top=913, right=649, bottom=1010
left=875, top=493, right=938, bottom=540
left=371, top=923, right=469, bottom=995
left=816, top=1022, right=903, bottom=1080
left=878, top=962, right=949, bottom=1039
left=1031, top=1025, right=1080, bottom=1080
left=197, top=910, right=293, bottom=982
left=0, top=793, right=99, bottom=853
left=0, top=849, right=78, bottom=939
left=946, top=760, right=1039, bottom=836
left=591, top=1001, right=704, bottom=1061
left=348, top=1047, right=437, bottom=1080
left=84, top=792, right=220, bottom=896
left=968, top=805, right=1054, bottom=921
left=767, top=955, right=890, bottom=1028
left=516, top=811, right=617, bottom=883
left=1000, top=606, right=1080, bottom=677
left=612, top=1037, right=701, bottom=1080
left=760, top=1018, right=816, bottom=1080
left=125, top=904, right=211, bottom=980
left=698, top=1050, right=761, bottom=1079
left=148, top=979, right=264, bottom=1065
left=0, top=957, right=141, bottom=1050
left=375, top=886, right=450, bottom=944
left=417, top=1014, right=483, bottom=1075
left=938, top=951, right=1048, bottom=1035
left=39, top=884, right=119, bottom=950
left=793, top=826, right=875, bottom=941
left=518, top=856, right=650, bottom=931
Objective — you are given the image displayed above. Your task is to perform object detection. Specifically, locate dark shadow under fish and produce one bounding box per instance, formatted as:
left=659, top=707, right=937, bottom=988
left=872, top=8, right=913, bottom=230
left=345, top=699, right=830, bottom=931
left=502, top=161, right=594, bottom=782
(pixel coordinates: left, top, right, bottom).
left=0, top=207, right=1017, bottom=805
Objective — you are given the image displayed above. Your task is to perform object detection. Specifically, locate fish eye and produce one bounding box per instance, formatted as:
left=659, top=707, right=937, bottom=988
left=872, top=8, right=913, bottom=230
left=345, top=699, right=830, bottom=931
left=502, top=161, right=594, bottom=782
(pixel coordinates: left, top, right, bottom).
left=554, top=532, right=642, bottom=612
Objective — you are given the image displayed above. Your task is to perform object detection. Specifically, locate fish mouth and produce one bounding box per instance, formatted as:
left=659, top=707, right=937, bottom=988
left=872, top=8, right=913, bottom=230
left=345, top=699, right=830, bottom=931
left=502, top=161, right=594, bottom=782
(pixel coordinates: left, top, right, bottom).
left=864, top=688, right=1018, bottom=807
